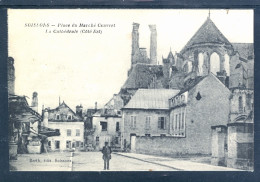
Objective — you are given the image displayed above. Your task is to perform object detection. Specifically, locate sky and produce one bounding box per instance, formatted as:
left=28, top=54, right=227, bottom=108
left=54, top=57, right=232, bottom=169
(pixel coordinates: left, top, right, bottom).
left=8, top=9, right=253, bottom=112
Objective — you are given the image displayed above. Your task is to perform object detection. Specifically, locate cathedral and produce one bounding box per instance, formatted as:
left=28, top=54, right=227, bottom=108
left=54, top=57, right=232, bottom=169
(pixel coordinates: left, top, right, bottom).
left=121, top=16, right=254, bottom=104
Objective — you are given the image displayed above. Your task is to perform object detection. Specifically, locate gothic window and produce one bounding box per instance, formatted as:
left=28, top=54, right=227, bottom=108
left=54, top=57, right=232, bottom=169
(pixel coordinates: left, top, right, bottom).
left=198, top=53, right=204, bottom=75
left=210, top=52, right=220, bottom=75
left=224, top=54, right=230, bottom=76
left=239, top=96, right=243, bottom=112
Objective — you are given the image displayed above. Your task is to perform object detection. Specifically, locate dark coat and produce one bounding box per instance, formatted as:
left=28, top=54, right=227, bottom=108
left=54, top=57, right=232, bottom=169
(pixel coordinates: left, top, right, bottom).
left=102, top=146, right=112, bottom=160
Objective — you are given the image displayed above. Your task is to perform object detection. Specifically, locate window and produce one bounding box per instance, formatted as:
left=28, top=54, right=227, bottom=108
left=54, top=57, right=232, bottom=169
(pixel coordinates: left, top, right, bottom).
left=76, top=129, right=80, bottom=136
left=48, top=141, right=51, bottom=147
left=175, top=115, right=178, bottom=130
left=158, top=117, right=166, bottom=130
left=68, top=115, right=72, bottom=120
left=66, top=141, right=71, bottom=149
left=72, top=142, right=75, bottom=148
left=56, top=114, right=60, bottom=120
left=117, top=111, right=121, bottom=115
left=55, top=141, right=60, bottom=149
left=76, top=141, right=80, bottom=148
left=172, top=110, right=185, bottom=137
left=145, top=134, right=151, bottom=137
left=145, top=116, right=151, bottom=129
left=239, top=96, right=243, bottom=112
left=130, top=116, right=137, bottom=128
left=81, top=142, right=84, bottom=148
left=100, top=122, right=108, bottom=131
left=179, top=113, right=181, bottom=130
left=182, top=112, right=185, bottom=129
left=96, top=136, right=99, bottom=142
left=115, top=137, right=119, bottom=144
left=67, top=129, right=71, bottom=136
left=116, top=122, right=120, bottom=132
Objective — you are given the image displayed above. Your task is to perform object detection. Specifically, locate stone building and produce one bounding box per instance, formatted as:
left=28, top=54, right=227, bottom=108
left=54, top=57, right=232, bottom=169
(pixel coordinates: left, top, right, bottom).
left=90, top=94, right=124, bottom=150
left=121, top=89, right=180, bottom=149
left=122, top=73, right=230, bottom=155
left=44, top=101, right=84, bottom=151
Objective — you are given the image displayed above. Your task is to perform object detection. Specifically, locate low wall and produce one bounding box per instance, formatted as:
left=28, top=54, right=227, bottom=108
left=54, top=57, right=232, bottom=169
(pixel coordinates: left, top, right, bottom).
left=135, top=136, right=209, bottom=156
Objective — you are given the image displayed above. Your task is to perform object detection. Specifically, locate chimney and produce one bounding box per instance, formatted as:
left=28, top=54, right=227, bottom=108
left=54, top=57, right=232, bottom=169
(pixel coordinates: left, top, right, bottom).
left=95, top=102, right=97, bottom=112
left=31, top=92, right=38, bottom=112
left=131, top=23, right=140, bottom=66
left=7, top=57, right=15, bottom=95
left=76, top=104, right=83, bottom=117
left=149, top=25, right=157, bottom=65
left=43, top=108, right=49, bottom=127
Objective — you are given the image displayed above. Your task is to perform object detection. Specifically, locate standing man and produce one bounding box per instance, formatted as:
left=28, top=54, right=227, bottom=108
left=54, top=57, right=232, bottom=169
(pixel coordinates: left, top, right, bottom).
left=102, top=142, right=112, bottom=170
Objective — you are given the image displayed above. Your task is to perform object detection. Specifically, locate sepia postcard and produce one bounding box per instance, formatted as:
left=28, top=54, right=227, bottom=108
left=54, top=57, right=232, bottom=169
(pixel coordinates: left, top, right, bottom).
left=8, top=9, right=254, bottom=172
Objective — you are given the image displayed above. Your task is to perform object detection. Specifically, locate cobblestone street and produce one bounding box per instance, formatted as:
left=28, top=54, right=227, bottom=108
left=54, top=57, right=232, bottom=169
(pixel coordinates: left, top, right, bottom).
left=10, top=152, right=241, bottom=171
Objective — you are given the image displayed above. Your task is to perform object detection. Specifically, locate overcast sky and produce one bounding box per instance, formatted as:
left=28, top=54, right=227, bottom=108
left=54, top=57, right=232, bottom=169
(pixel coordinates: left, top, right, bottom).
left=8, top=9, right=253, bottom=112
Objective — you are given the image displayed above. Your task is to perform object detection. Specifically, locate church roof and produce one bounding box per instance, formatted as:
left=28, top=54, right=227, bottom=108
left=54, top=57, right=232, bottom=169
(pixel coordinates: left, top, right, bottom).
left=122, top=63, right=164, bottom=89
left=181, top=17, right=232, bottom=53
left=232, top=43, right=254, bottom=60
left=123, top=89, right=180, bottom=110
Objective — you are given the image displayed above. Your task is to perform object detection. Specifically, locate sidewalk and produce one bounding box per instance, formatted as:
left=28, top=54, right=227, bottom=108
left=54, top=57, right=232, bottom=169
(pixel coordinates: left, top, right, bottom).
left=114, top=152, right=242, bottom=171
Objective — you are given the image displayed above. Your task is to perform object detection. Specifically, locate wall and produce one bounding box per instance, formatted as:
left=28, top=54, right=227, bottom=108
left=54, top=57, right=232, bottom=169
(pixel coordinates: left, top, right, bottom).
left=122, top=109, right=169, bottom=145
left=131, top=74, right=230, bottom=155
left=227, top=123, right=254, bottom=170
left=92, top=116, right=121, bottom=150
left=48, top=122, right=84, bottom=151
left=183, top=74, right=230, bottom=154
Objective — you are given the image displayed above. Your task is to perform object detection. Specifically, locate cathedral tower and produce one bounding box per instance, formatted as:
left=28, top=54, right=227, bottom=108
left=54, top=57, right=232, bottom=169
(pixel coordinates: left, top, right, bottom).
left=131, top=23, right=140, bottom=65
left=149, top=25, right=157, bottom=65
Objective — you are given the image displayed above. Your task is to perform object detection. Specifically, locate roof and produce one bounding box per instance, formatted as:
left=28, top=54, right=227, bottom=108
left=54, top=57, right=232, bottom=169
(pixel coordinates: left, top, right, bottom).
left=178, top=76, right=207, bottom=96
left=8, top=94, right=42, bottom=122
left=232, top=43, right=254, bottom=60
left=181, top=17, right=232, bottom=53
left=122, top=63, right=164, bottom=89
left=123, top=89, right=180, bottom=110
left=48, top=101, right=83, bottom=121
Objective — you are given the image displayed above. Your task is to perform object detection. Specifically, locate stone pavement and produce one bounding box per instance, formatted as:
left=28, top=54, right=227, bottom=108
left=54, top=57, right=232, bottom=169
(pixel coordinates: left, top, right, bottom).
left=114, top=152, right=242, bottom=171
left=9, top=151, right=242, bottom=171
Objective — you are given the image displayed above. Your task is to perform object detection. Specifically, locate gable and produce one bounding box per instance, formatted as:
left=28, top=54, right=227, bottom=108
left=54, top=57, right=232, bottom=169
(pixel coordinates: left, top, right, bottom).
left=48, top=102, right=82, bottom=121
left=181, top=18, right=232, bottom=53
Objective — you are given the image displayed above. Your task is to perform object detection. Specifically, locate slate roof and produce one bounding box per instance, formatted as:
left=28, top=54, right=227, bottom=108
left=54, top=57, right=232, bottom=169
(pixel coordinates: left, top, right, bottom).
left=232, top=43, right=254, bottom=60
left=122, top=63, right=164, bottom=89
left=181, top=17, right=232, bottom=53
left=48, top=101, right=83, bottom=121
left=123, top=89, right=180, bottom=110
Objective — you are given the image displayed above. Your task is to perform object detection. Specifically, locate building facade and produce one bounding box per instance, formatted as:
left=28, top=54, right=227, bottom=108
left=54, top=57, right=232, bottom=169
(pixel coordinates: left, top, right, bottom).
left=44, top=101, right=84, bottom=151
left=88, top=94, right=124, bottom=150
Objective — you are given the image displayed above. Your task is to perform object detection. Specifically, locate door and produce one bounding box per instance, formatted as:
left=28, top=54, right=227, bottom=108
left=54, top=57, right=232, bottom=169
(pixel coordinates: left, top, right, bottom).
left=130, top=134, right=136, bottom=152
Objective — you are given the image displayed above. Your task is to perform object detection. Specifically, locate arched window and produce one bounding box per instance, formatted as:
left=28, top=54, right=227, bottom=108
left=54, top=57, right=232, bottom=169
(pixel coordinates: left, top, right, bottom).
left=239, top=96, right=243, bottom=112
left=198, top=53, right=204, bottom=75
left=210, top=52, right=220, bottom=75
left=224, top=54, right=230, bottom=76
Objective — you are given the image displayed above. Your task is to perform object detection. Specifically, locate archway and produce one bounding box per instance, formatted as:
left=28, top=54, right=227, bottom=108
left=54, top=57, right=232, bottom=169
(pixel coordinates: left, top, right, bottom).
left=198, top=53, right=204, bottom=76
left=224, top=54, right=230, bottom=76
left=210, top=52, right=220, bottom=75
